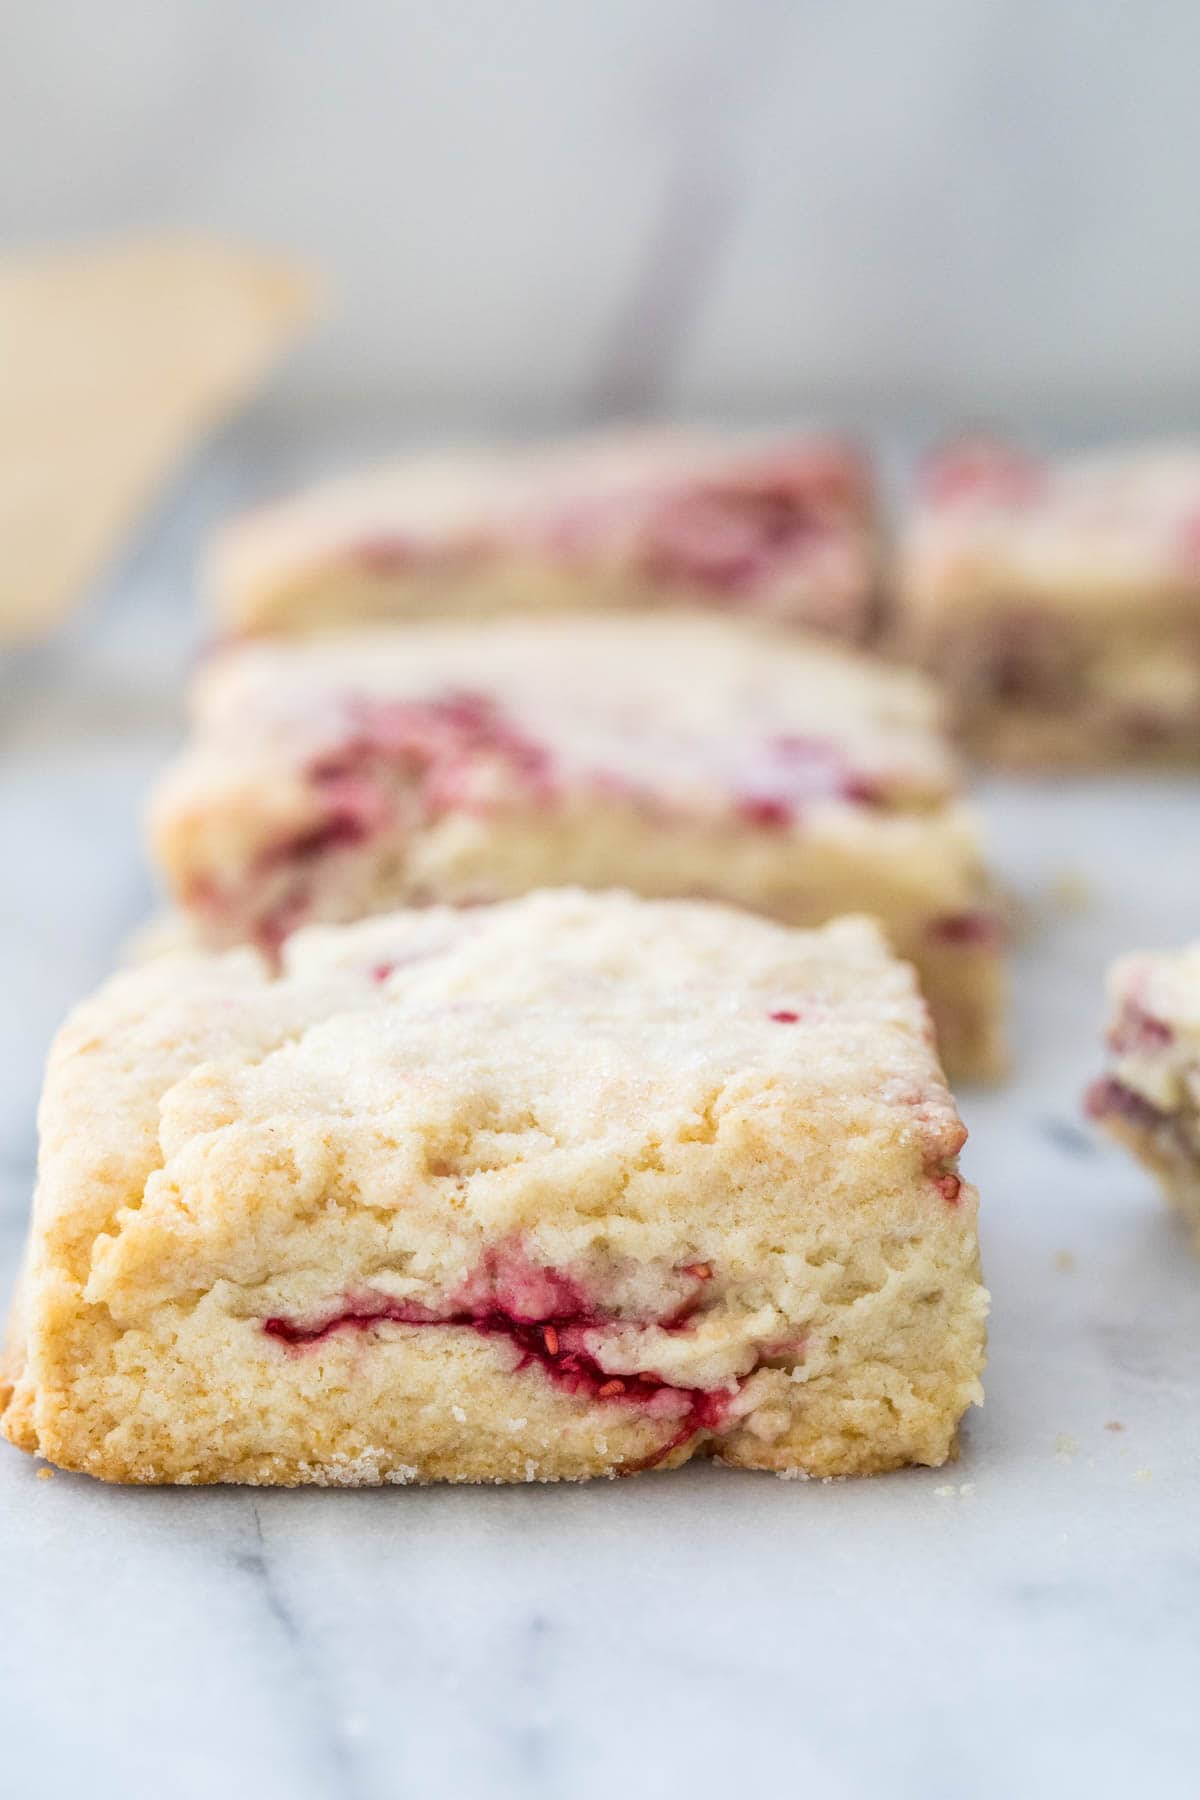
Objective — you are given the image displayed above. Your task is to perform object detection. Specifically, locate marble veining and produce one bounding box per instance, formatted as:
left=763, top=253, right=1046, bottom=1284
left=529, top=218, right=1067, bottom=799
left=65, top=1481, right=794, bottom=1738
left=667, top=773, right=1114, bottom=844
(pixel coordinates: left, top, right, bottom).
left=1, top=431, right=1199, bottom=1799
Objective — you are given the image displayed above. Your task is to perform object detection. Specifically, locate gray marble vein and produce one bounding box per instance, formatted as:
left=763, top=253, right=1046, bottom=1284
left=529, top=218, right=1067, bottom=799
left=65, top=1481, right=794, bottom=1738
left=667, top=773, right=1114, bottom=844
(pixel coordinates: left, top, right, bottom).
left=234, top=1500, right=372, bottom=1800
left=582, top=5, right=799, bottom=419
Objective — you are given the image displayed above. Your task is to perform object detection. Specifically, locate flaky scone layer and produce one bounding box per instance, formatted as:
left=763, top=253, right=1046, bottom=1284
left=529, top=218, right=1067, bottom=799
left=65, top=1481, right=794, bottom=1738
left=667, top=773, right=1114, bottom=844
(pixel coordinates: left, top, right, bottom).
left=2, top=893, right=986, bottom=1484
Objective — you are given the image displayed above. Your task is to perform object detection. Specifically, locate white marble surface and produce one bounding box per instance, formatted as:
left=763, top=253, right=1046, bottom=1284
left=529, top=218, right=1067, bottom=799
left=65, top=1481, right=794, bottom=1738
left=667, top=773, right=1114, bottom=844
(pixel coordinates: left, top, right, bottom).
left=2, top=431, right=1200, bottom=1798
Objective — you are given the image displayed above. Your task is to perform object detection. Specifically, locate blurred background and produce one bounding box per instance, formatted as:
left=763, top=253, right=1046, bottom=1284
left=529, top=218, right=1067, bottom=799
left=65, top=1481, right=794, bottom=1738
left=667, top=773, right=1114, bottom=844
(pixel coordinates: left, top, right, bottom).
left=8, top=0, right=1200, bottom=433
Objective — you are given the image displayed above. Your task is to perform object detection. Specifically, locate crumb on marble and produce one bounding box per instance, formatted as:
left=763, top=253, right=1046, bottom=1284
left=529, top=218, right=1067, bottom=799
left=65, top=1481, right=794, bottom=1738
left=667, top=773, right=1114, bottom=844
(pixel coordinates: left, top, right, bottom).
left=36, top=1466, right=54, bottom=1481
left=1104, top=1420, right=1125, bottom=1433
left=1053, top=1249, right=1076, bottom=1274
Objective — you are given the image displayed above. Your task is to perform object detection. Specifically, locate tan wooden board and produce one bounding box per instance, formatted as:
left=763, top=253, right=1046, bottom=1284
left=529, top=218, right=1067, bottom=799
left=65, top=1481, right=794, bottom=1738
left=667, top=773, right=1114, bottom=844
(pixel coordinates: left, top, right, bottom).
left=0, top=237, right=319, bottom=644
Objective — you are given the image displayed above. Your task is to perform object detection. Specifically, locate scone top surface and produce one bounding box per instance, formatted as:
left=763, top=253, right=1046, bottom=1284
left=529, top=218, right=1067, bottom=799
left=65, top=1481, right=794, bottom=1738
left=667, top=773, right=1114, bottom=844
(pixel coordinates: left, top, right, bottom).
left=5, top=893, right=983, bottom=1484
left=174, top=610, right=956, bottom=812
left=275, top=891, right=962, bottom=1140
left=28, top=896, right=971, bottom=1303
left=906, top=438, right=1200, bottom=611
left=219, top=425, right=870, bottom=550
left=212, top=426, right=873, bottom=628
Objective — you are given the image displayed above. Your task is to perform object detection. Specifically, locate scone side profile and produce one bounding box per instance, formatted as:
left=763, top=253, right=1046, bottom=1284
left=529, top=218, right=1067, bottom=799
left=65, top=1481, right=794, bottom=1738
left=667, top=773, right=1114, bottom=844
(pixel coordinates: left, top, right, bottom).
left=147, top=613, right=1007, bottom=1081
left=1087, top=943, right=1200, bottom=1245
left=897, top=438, right=1200, bottom=765
left=210, top=428, right=880, bottom=641
left=3, top=893, right=987, bottom=1485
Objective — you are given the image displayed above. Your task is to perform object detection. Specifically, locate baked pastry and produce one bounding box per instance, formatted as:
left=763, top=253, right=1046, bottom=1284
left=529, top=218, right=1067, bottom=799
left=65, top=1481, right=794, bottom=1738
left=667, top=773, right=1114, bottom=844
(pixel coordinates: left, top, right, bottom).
left=1087, top=941, right=1200, bottom=1245
left=211, top=428, right=879, bottom=639
left=149, top=612, right=1006, bottom=1079
left=0, top=892, right=987, bottom=1485
left=897, top=438, right=1200, bottom=764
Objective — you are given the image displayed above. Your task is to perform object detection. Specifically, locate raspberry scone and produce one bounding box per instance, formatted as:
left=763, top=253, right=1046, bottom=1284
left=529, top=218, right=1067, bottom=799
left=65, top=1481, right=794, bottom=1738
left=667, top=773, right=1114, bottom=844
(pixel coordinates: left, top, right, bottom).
left=1087, top=943, right=1200, bottom=1246
left=149, top=613, right=1006, bottom=1079
left=897, top=438, right=1200, bottom=764
left=212, top=428, right=879, bottom=639
left=0, top=893, right=987, bottom=1485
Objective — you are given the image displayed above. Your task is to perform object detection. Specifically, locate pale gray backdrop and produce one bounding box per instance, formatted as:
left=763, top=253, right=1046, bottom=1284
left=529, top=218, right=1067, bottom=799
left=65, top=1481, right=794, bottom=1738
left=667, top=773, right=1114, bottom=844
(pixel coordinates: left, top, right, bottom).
left=5, top=0, right=1199, bottom=427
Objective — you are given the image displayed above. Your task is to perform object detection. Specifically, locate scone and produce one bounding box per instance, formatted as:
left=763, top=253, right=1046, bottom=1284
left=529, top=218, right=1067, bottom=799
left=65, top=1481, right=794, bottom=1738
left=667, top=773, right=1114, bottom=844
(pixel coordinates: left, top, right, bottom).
left=897, top=438, right=1200, bottom=764
left=0, top=893, right=987, bottom=1485
left=1087, top=942, right=1200, bottom=1245
left=149, top=612, right=1006, bottom=1080
left=211, top=428, right=879, bottom=639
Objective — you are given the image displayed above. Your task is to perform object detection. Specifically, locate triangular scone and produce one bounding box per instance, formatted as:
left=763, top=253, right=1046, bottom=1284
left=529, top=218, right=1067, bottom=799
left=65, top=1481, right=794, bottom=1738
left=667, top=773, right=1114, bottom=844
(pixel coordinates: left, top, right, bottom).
left=0, top=236, right=318, bottom=643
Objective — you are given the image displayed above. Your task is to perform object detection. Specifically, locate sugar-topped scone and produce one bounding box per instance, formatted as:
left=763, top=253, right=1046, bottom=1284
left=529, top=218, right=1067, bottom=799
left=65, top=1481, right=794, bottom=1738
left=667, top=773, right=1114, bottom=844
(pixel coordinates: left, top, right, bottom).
left=212, top=428, right=879, bottom=639
left=898, top=438, right=1200, bottom=764
left=149, top=613, right=1006, bottom=1079
left=0, top=893, right=987, bottom=1485
left=1087, top=942, right=1200, bottom=1246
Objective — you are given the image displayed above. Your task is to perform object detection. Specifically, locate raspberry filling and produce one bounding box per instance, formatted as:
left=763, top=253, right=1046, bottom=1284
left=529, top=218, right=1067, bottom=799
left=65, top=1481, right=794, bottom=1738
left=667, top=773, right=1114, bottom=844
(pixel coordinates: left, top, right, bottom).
left=358, top=448, right=870, bottom=611
left=306, top=691, right=556, bottom=822
left=920, top=438, right=1045, bottom=509
left=263, top=1304, right=727, bottom=1422
left=928, top=911, right=1005, bottom=949
left=1087, top=1072, right=1200, bottom=1205
left=263, top=1247, right=741, bottom=1459
left=734, top=734, right=886, bottom=826
left=353, top=530, right=495, bottom=577
left=1085, top=1076, right=1168, bottom=1134
left=1108, top=1000, right=1174, bottom=1057
left=191, top=692, right=556, bottom=955
left=354, top=535, right=420, bottom=576
left=188, top=683, right=899, bottom=956
left=635, top=470, right=860, bottom=600
left=1085, top=1075, right=1200, bottom=1183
